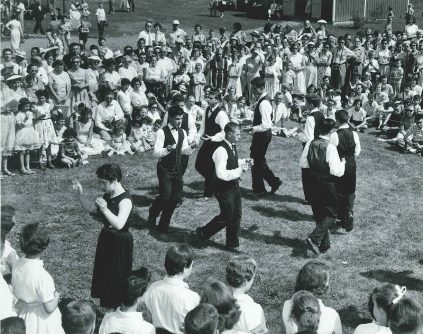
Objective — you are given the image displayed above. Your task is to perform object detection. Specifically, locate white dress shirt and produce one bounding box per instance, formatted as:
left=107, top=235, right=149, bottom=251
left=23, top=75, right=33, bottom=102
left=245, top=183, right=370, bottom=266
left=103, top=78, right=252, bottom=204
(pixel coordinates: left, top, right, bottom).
left=282, top=298, right=342, bottom=334
left=95, top=8, right=106, bottom=21
left=329, top=124, right=361, bottom=157
left=353, top=321, right=392, bottom=334
left=99, top=308, right=155, bottom=334
left=299, top=135, right=346, bottom=177
left=233, top=293, right=268, bottom=334
left=162, top=110, right=197, bottom=144
left=138, top=30, right=155, bottom=46
left=253, top=93, right=273, bottom=132
left=154, top=125, right=193, bottom=158
left=212, top=139, right=243, bottom=181
left=197, top=105, right=229, bottom=142
left=143, top=276, right=200, bottom=334
left=302, top=108, right=319, bottom=143
left=95, top=100, right=124, bottom=129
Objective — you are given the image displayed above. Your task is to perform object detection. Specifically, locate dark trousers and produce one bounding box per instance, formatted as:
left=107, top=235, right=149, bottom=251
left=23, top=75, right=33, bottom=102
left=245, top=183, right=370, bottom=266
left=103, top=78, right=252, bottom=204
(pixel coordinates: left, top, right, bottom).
left=97, top=20, right=106, bottom=38
left=149, top=163, right=183, bottom=232
left=250, top=130, right=278, bottom=193
left=308, top=174, right=338, bottom=250
left=33, top=20, right=44, bottom=34
left=195, top=141, right=218, bottom=197
left=302, top=168, right=312, bottom=202
left=199, top=188, right=241, bottom=247
left=335, top=165, right=356, bottom=222
left=128, top=0, right=135, bottom=11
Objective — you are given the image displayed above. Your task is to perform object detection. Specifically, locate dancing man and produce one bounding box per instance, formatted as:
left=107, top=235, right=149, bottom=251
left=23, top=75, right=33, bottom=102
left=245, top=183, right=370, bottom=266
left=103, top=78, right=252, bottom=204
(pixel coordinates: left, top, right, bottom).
left=300, top=118, right=346, bottom=255
left=330, top=110, right=361, bottom=232
left=195, top=89, right=229, bottom=199
left=148, top=106, right=195, bottom=237
left=250, top=77, right=281, bottom=196
left=196, top=122, right=250, bottom=249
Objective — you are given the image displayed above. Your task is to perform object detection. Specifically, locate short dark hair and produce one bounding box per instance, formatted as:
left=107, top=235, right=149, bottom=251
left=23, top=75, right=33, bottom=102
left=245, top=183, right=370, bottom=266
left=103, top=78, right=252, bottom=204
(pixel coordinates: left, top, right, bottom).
left=305, top=93, right=321, bottom=108
left=121, top=78, right=131, bottom=86
left=63, top=127, right=78, bottom=139
left=320, top=118, right=336, bottom=135
left=185, top=303, right=219, bottom=334
left=164, top=244, right=195, bottom=276
left=96, top=163, right=123, bottom=182
left=19, top=223, right=50, bottom=256
left=390, top=297, right=423, bottom=334
left=0, top=317, right=25, bottom=334
left=1, top=205, right=16, bottom=236
left=295, top=261, right=330, bottom=297
left=168, top=105, right=185, bottom=118
left=62, top=300, right=96, bottom=334
left=250, top=77, right=265, bottom=89
left=335, top=109, right=349, bottom=124
left=224, top=122, right=240, bottom=135
left=2, top=48, right=13, bottom=55
left=172, top=93, right=185, bottom=104
left=226, top=255, right=257, bottom=288
left=200, top=280, right=241, bottom=332
left=122, top=274, right=151, bottom=306
left=368, top=284, right=397, bottom=321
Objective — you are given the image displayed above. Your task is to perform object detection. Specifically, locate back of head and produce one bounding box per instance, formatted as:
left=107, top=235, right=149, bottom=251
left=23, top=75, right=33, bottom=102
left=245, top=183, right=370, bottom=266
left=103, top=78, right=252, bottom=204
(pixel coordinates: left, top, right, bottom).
left=305, top=93, right=321, bottom=109
left=200, top=279, right=241, bottom=332
left=335, top=109, right=349, bottom=125
left=226, top=255, right=257, bottom=288
left=291, top=290, right=321, bottom=332
left=390, top=297, right=423, bottom=334
left=164, top=244, right=195, bottom=276
left=250, top=77, right=265, bottom=89
left=19, top=223, right=50, bottom=256
left=320, top=119, right=336, bottom=136
left=62, top=300, right=96, bottom=334
left=168, top=105, right=185, bottom=118
left=295, top=261, right=330, bottom=298
left=1, top=317, right=26, bottom=334
left=122, top=273, right=150, bottom=307
left=224, top=122, right=241, bottom=136
left=368, top=284, right=398, bottom=322
left=185, top=303, right=219, bottom=334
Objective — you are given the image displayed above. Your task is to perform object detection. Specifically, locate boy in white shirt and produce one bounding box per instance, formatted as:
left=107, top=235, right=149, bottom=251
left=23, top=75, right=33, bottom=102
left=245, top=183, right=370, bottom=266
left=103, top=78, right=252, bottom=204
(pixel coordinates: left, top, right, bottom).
left=99, top=273, right=155, bottom=334
left=143, top=244, right=200, bottom=334
left=226, top=255, right=268, bottom=334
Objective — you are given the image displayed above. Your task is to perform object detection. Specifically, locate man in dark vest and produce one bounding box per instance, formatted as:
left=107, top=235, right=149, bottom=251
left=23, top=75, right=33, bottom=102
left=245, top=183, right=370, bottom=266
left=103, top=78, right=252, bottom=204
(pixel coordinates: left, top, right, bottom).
left=300, top=118, right=346, bottom=255
left=330, top=110, right=361, bottom=232
left=148, top=106, right=195, bottom=236
left=195, top=89, right=229, bottom=199
left=196, top=122, right=250, bottom=249
left=250, top=77, right=282, bottom=196
left=301, top=93, right=325, bottom=203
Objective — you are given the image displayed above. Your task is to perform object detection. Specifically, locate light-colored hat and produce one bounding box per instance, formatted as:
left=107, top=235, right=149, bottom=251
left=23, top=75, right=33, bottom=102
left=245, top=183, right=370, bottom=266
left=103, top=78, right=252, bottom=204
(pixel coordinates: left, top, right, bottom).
left=175, top=38, right=184, bottom=44
left=6, top=74, right=23, bottom=81
left=15, top=50, right=26, bottom=59
left=113, top=50, right=123, bottom=58
left=317, top=19, right=327, bottom=24
left=172, top=19, right=180, bottom=25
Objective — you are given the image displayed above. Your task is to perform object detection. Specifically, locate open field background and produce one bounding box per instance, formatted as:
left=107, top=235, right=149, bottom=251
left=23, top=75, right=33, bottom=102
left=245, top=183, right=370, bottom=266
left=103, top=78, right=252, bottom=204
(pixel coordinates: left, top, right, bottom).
left=1, top=0, right=423, bottom=332
left=2, top=126, right=423, bottom=333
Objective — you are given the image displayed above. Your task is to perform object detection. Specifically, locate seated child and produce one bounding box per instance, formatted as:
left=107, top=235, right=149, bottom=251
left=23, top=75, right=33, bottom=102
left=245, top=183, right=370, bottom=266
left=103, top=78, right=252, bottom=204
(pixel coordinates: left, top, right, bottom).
left=348, top=99, right=367, bottom=132
left=381, top=102, right=402, bottom=137
left=185, top=303, right=219, bottom=334
left=353, top=284, right=398, bottom=334
left=274, top=91, right=290, bottom=128
left=142, top=244, right=200, bottom=334
left=1, top=205, right=18, bottom=282
left=363, top=93, right=379, bottom=127
left=107, top=121, right=134, bottom=156
left=173, top=63, right=190, bottom=91
left=62, top=300, right=96, bottom=334
left=290, top=94, right=306, bottom=122
left=389, top=296, right=423, bottom=334
left=58, top=128, right=86, bottom=167
left=129, top=117, right=153, bottom=153
left=226, top=255, right=267, bottom=334
left=99, top=273, right=155, bottom=334
left=323, top=99, right=336, bottom=121
left=290, top=290, right=321, bottom=334
left=403, top=115, right=423, bottom=154
left=230, top=96, right=253, bottom=125
left=281, top=261, right=342, bottom=334
left=74, top=107, right=105, bottom=156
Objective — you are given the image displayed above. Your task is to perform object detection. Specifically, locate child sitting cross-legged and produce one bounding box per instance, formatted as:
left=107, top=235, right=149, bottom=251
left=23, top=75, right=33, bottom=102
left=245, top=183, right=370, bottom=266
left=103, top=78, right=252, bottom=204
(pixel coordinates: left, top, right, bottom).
left=106, top=121, right=134, bottom=156
left=128, top=116, right=153, bottom=153
left=226, top=255, right=268, bottom=334
left=58, top=128, right=86, bottom=167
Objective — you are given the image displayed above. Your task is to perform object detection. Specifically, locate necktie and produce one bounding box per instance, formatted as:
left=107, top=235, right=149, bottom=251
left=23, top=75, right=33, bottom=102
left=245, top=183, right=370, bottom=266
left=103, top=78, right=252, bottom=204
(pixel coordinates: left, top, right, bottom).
left=231, top=144, right=237, bottom=158
left=155, top=32, right=158, bottom=46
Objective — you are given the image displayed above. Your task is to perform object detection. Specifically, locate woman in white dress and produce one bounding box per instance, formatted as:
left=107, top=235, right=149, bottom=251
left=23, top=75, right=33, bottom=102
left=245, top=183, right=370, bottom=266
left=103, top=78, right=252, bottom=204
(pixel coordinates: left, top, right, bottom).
left=317, top=42, right=333, bottom=87
left=5, top=14, right=24, bottom=52
left=69, top=4, right=81, bottom=30
left=226, top=52, right=243, bottom=97
left=289, top=44, right=306, bottom=95
left=304, top=43, right=318, bottom=90
left=33, top=90, right=58, bottom=169
left=12, top=223, right=64, bottom=334
left=68, top=55, right=90, bottom=114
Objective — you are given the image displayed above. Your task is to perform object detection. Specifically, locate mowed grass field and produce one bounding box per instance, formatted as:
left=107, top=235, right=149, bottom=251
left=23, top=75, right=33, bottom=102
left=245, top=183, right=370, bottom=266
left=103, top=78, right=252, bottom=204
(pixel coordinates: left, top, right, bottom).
left=2, top=126, right=423, bottom=333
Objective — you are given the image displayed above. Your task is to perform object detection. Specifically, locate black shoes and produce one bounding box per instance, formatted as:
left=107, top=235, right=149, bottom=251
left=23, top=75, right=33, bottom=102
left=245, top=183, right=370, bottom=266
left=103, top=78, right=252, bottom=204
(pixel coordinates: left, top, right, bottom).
left=344, top=214, right=354, bottom=232
left=147, top=214, right=157, bottom=229
left=270, top=178, right=282, bottom=194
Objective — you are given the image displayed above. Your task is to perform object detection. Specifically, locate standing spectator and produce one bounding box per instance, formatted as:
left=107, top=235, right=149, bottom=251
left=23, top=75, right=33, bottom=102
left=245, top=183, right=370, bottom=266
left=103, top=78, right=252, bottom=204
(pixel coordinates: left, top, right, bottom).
left=128, top=0, right=135, bottom=12
left=108, top=0, right=114, bottom=14
left=153, top=22, right=166, bottom=46
left=167, top=20, right=187, bottom=48
left=138, top=21, right=155, bottom=46
left=95, top=2, right=107, bottom=38
left=210, top=0, right=217, bottom=17
left=5, top=14, right=23, bottom=52
left=32, top=0, right=45, bottom=35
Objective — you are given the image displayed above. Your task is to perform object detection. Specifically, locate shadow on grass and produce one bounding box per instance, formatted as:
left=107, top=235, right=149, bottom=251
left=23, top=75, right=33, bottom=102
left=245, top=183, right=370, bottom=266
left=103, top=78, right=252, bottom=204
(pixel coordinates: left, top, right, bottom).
left=251, top=205, right=313, bottom=222
left=129, top=212, right=149, bottom=230
left=185, top=180, right=204, bottom=192
left=360, top=269, right=423, bottom=292
left=338, top=305, right=371, bottom=329
left=132, top=194, right=152, bottom=207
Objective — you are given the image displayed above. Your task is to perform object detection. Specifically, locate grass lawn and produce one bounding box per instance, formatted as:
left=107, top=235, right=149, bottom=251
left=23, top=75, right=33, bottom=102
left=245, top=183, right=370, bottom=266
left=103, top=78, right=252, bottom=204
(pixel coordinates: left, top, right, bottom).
left=2, top=124, right=423, bottom=333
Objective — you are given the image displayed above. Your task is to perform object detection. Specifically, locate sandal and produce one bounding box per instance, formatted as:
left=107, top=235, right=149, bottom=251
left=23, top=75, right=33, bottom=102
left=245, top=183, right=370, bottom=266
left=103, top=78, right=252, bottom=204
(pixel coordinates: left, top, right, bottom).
left=3, top=170, right=15, bottom=176
left=21, top=169, right=31, bottom=175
